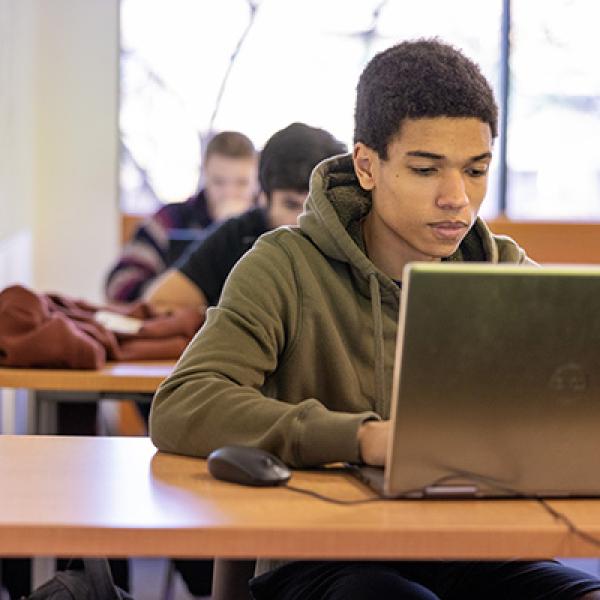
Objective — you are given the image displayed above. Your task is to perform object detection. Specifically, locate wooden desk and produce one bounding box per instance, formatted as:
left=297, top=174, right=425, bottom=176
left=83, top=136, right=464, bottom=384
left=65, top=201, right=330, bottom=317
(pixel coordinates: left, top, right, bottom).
left=0, top=361, right=174, bottom=434
left=0, top=361, right=173, bottom=393
left=1, top=435, right=600, bottom=559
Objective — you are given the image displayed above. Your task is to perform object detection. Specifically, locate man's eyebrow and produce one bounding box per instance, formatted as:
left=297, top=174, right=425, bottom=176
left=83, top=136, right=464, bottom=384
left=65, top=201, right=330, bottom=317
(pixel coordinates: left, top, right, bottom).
left=406, top=151, right=444, bottom=160
left=469, top=152, right=493, bottom=162
left=405, top=151, right=493, bottom=162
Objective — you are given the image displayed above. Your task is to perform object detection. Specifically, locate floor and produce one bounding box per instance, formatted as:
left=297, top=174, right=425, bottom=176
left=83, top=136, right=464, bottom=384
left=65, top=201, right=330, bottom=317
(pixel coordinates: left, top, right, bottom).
left=561, top=558, right=600, bottom=577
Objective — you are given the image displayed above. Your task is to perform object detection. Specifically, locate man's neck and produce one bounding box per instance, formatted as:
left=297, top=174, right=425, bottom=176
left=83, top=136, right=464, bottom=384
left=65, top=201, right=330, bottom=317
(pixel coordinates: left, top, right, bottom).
left=361, top=213, right=438, bottom=281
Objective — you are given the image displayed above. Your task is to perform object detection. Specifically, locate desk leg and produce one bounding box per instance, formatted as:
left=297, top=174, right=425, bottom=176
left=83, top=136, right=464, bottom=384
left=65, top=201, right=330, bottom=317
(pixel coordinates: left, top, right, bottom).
left=26, top=390, right=36, bottom=434
left=36, top=392, right=58, bottom=435
left=0, top=388, right=17, bottom=434
left=32, top=558, right=55, bottom=590
left=212, top=559, right=255, bottom=600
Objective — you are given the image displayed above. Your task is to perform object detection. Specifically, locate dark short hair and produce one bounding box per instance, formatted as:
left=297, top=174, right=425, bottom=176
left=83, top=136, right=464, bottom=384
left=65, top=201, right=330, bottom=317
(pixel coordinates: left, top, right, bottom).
left=354, top=39, right=498, bottom=159
left=204, top=130, right=255, bottom=161
left=259, top=122, right=346, bottom=197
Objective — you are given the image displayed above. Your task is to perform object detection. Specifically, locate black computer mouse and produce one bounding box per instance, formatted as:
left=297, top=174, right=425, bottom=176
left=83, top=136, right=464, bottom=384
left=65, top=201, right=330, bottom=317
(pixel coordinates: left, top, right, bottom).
left=207, top=445, right=292, bottom=487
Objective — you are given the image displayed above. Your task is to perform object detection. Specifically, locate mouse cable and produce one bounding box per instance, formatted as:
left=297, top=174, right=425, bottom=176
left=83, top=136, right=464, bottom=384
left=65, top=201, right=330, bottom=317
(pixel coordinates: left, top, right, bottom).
left=282, top=464, right=423, bottom=505
left=283, top=483, right=391, bottom=505
left=536, top=497, right=600, bottom=550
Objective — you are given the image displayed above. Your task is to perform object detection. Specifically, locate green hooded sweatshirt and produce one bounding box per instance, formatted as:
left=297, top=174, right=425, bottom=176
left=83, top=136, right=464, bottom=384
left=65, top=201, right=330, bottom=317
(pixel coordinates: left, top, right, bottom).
left=150, top=154, right=533, bottom=467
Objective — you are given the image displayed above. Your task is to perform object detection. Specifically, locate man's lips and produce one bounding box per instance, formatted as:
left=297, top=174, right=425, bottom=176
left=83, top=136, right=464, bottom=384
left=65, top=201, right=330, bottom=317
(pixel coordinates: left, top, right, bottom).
left=428, top=220, right=469, bottom=240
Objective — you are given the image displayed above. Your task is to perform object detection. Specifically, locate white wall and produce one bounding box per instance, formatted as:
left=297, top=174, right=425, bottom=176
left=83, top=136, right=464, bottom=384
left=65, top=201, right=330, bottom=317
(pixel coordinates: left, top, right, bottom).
left=0, top=0, right=119, bottom=301
left=34, top=0, right=120, bottom=301
left=0, top=0, right=36, bottom=287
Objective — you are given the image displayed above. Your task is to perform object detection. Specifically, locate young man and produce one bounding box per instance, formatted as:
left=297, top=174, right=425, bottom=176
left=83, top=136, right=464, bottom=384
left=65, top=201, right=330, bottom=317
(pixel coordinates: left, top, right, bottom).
left=143, top=122, right=346, bottom=311
left=149, top=40, right=600, bottom=599
left=105, top=130, right=257, bottom=303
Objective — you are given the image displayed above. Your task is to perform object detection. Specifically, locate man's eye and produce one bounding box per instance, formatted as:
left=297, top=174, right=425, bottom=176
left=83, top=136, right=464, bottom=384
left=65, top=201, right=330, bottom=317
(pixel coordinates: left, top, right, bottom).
left=466, top=167, right=488, bottom=177
left=410, top=167, right=436, bottom=175
left=284, top=200, right=302, bottom=210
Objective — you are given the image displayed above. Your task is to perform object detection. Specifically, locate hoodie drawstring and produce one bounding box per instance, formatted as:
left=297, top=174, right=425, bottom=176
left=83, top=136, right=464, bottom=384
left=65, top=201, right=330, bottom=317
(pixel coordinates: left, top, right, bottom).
left=368, top=273, right=386, bottom=415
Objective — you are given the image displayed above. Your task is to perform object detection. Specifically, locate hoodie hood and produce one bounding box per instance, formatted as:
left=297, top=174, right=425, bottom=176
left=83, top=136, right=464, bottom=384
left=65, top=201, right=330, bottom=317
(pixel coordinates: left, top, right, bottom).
left=297, top=153, right=531, bottom=423
left=298, top=153, right=506, bottom=302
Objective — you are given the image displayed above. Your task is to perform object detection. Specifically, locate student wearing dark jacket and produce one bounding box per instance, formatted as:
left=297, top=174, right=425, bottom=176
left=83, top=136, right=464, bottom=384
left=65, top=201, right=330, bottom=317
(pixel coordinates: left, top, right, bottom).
left=150, top=40, right=600, bottom=599
left=144, top=122, right=346, bottom=310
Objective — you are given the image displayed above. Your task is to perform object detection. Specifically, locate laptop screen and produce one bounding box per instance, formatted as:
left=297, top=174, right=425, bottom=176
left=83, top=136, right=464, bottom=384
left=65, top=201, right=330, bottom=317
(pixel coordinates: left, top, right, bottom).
left=384, top=263, right=600, bottom=498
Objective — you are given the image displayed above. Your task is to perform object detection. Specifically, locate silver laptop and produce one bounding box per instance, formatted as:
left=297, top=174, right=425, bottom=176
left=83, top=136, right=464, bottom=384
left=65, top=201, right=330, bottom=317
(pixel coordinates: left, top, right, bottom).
left=352, top=262, right=600, bottom=498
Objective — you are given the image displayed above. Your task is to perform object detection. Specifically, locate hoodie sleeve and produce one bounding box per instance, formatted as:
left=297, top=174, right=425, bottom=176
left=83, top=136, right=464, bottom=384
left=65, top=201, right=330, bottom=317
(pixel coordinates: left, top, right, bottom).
left=149, top=234, right=377, bottom=467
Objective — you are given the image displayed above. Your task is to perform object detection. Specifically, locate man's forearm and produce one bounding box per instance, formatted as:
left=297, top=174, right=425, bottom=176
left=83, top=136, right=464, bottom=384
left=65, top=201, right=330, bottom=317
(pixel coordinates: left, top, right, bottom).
left=144, top=269, right=207, bottom=311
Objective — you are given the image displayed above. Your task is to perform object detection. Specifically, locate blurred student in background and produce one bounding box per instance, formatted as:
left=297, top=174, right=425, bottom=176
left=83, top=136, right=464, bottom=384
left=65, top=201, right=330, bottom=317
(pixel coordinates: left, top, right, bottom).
left=105, top=130, right=258, bottom=303
left=144, top=122, right=346, bottom=312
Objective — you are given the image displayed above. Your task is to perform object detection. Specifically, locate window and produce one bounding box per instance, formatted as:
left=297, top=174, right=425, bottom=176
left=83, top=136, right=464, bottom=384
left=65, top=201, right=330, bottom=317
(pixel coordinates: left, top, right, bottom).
left=508, top=0, right=600, bottom=219
left=120, top=0, right=600, bottom=221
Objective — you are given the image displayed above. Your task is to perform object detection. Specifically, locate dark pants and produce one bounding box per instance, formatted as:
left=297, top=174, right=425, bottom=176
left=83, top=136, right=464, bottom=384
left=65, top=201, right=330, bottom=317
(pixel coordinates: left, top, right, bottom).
left=250, top=560, right=600, bottom=600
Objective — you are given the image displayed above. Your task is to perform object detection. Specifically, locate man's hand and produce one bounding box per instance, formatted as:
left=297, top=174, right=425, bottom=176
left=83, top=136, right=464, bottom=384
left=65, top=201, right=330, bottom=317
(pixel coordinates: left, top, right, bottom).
left=357, top=420, right=390, bottom=466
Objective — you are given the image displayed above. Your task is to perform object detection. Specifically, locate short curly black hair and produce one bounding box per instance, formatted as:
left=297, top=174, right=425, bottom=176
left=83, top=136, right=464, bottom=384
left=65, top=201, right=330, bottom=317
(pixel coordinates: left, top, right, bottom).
left=354, top=38, right=498, bottom=159
left=259, top=122, right=346, bottom=198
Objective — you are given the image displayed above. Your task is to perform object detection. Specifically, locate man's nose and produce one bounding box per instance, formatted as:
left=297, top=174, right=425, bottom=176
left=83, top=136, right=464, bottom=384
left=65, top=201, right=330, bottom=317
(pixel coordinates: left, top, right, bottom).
left=219, top=182, right=244, bottom=200
left=436, top=171, right=468, bottom=209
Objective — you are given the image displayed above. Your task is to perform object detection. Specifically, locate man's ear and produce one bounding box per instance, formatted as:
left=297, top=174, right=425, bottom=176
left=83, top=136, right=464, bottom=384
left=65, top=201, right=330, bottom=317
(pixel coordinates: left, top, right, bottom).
left=257, top=191, right=269, bottom=208
left=353, top=142, right=378, bottom=191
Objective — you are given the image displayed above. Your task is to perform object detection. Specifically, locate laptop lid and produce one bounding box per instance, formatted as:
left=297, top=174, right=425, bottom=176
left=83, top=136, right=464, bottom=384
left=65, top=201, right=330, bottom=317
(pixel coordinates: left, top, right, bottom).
left=383, top=263, right=600, bottom=498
